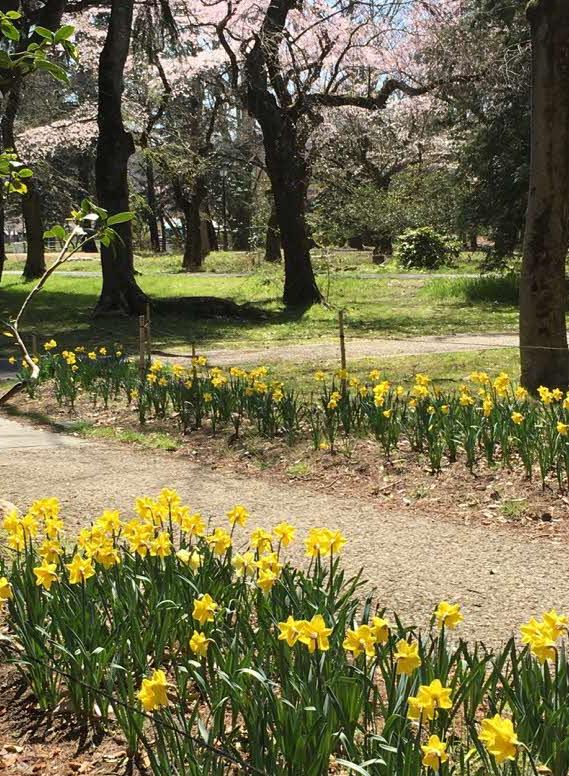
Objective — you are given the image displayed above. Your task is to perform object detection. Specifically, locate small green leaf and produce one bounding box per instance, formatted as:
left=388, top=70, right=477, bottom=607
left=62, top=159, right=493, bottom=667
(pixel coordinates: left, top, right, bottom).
left=107, top=211, right=134, bottom=226
left=33, top=26, right=54, bottom=41
left=54, top=24, right=74, bottom=43
left=44, top=224, right=66, bottom=240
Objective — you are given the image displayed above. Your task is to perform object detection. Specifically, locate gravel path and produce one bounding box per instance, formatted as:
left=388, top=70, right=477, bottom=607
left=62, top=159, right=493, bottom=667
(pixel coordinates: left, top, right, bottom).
left=1, top=435, right=566, bottom=644
left=162, top=332, right=519, bottom=366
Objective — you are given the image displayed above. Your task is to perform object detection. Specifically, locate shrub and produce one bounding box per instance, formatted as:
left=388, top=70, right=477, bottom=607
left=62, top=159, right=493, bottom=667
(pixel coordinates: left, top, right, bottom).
left=395, top=227, right=460, bottom=271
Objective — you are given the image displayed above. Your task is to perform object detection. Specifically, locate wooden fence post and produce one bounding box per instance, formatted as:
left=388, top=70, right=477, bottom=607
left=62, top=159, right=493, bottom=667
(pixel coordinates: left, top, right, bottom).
left=145, top=303, right=152, bottom=366
left=339, top=309, right=347, bottom=393
left=139, top=315, right=146, bottom=382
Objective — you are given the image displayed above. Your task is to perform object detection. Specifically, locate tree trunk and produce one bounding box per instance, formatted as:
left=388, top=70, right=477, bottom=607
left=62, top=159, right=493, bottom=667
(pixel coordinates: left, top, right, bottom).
left=0, top=1, right=67, bottom=280
left=0, top=199, right=5, bottom=285
left=21, top=184, right=45, bottom=278
left=207, top=218, right=218, bottom=252
left=181, top=194, right=203, bottom=271
left=264, top=200, right=281, bottom=262
left=177, top=176, right=207, bottom=272
left=262, top=120, right=321, bottom=306
left=95, top=0, right=147, bottom=315
left=145, top=155, right=161, bottom=253
left=1, top=86, right=45, bottom=279
left=159, top=215, right=167, bottom=251
left=519, top=0, right=569, bottom=391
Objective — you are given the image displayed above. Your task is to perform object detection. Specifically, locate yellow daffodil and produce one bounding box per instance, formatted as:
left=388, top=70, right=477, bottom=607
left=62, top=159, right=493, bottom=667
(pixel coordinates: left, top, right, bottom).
left=192, top=593, right=218, bottom=625
left=479, top=714, right=520, bottom=764
left=150, top=531, right=172, bottom=559
left=20, top=514, right=39, bottom=539
left=189, top=630, right=210, bottom=657
left=421, top=735, right=449, bottom=771
left=0, top=577, right=12, bottom=601
left=370, top=616, right=390, bottom=644
left=2, top=509, right=20, bottom=534
left=511, top=411, right=524, bottom=425
left=394, top=639, right=421, bottom=675
left=408, top=679, right=452, bottom=723
left=435, top=601, right=464, bottom=630
left=232, top=551, right=256, bottom=578
left=538, top=386, right=553, bottom=405
left=557, top=421, right=569, bottom=436
left=256, top=552, right=283, bottom=575
left=493, top=372, right=510, bottom=396
left=277, top=616, right=302, bottom=647
left=273, top=522, right=296, bottom=547
left=66, top=555, right=96, bottom=585
left=250, top=527, right=273, bottom=553
left=93, top=544, right=121, bottom=569
left=257, top=568, right=278, bottom=593
left=207, top=527, right=232, bottom=555
left=176, top=548, right=202, bottom=571
left=33, top=562, right=58, bottom=591
left=297, top=615, right=332, bottom=653
left=158, top=488, right=181, bottom=510
left=137, top=669, right=169, bottom=712
left=521, top=610, right=567, bottom=662
left=96, top=509, right=121, bottom=534
left=38, top=539, right=63, bottom=564
left=227, top=505, right=249, bottom=527
left=180, top=512, right=206, bottom=537
left=459, top=392, right=475, bottom=407
left=343, top=624, right=376, bottom=658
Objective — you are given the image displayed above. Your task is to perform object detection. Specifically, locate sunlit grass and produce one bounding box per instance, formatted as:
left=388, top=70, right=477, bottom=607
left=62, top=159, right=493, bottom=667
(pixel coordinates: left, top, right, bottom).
left=0, top=269, right=520, bottom=359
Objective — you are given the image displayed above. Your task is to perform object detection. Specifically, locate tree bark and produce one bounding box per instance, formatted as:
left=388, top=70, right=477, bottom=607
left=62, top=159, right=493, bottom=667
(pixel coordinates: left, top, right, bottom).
left=0, top=1, right=68, bottom=279
left=21, top=184, right=45, bottom=278
left=95, top=0, right=147, bottom=315
left=1, top=87, right=45, bottom=279
left=519, top=0, right=569, bottom=391
left=159, top=215, right=167, bottom=251
left=145, top=155, right=161, bottom=253
left=0, top=199, right=5, bottom=285
left=264, top=199, right=281, bottom=262
left=262, top=119, right=320, bottom=306
left=175, top=176, right=208, bottom=271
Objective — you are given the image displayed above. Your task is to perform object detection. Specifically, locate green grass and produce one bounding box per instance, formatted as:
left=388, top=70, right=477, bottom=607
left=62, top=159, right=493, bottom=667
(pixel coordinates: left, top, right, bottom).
left=246, top=348, right=521, bottom=394
left=0, top=268, right=520, bottom=360
left=3, top=248, right=484, bottom=276
left=423, top=274, right=520, bottom=306
left=67, top=420, right=180, bottom=450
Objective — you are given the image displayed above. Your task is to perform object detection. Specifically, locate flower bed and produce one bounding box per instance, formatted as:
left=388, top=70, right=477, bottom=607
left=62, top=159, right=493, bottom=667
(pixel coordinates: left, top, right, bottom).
left=11, top=341, right=569, bottom=489
left=1, top=493, right=568, bottom=774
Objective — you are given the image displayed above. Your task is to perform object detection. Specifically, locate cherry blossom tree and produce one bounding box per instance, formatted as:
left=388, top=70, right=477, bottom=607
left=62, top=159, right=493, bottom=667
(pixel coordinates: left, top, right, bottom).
left=191, top=0, right=466, bottom=306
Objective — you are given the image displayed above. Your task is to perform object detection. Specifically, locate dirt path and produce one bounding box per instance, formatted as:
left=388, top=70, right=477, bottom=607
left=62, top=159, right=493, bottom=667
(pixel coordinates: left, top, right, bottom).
left=1, top=433, right=565, bottom=644
left=159, top=332, right=518, bottom=366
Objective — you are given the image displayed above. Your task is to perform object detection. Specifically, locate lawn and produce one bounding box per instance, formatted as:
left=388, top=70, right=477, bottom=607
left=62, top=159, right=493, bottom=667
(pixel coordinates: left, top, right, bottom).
left=0, top=265, right=519, bottom=362
left=2, top=247, right=485, bottom=276
left=258, top=348, right=521, bottom=394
